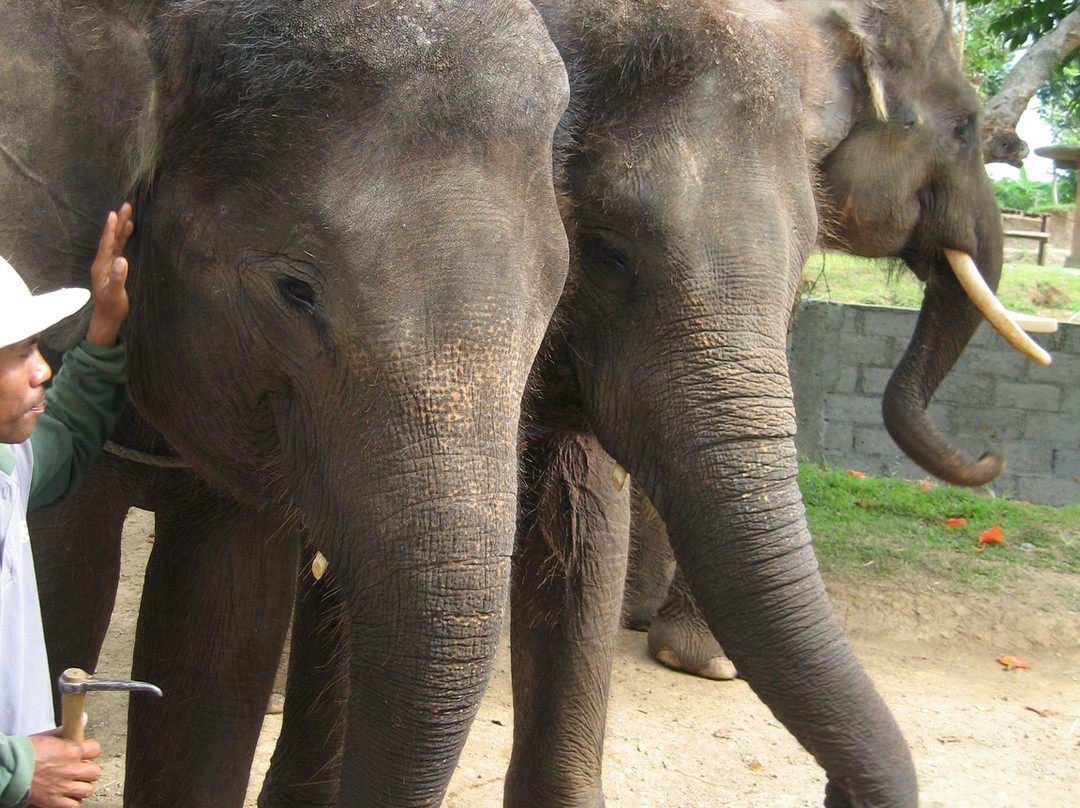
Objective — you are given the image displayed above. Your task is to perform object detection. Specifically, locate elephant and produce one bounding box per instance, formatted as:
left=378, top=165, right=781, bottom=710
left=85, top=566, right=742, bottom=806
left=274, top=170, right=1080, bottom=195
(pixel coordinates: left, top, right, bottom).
left=262, top=1, right=1049, bottom=807
left=509, top=0, right=1049, bottom=806
left=623, top=0, right=1057, bottom=684
left=4, top=1, right=571, bottom=806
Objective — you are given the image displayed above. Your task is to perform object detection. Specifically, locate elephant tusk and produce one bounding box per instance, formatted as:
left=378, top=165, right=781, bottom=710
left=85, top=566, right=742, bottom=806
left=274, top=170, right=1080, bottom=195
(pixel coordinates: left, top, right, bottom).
left=612, top=462, right=629, bottom=492
left=312, top=551, right=329, bottom=581
left=944, top=249, right=1052, bottom=366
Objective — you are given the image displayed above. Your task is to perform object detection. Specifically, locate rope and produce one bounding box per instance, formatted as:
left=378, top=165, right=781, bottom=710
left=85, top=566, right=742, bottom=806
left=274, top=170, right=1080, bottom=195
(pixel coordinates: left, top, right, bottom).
left=103, top=440, right=190, bottom=469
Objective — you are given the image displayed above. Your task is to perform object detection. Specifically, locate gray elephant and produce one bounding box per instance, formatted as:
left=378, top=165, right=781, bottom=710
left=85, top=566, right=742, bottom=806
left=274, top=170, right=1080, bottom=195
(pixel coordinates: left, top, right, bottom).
left=623, top=0, right=1054, bottom=684
left=5, top=1, right=570, bottom=806
left=513, top=0, right=1047, bottom=806
left=264, top=1, right=1047, bottom=806
left=621, top=483, right=737, bottom=679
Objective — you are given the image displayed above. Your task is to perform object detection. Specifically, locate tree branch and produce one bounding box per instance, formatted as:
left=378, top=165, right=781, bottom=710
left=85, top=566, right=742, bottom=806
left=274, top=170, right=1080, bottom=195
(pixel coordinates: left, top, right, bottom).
left=982, top=7, right=1080, bottom=166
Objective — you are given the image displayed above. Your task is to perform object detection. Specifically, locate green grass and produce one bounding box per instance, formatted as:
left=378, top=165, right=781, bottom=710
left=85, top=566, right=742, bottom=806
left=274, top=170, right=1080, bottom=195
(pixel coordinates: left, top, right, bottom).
left=799, top=462, right=1080, bottom=593
left=801, top=253, right=1080, bottom=323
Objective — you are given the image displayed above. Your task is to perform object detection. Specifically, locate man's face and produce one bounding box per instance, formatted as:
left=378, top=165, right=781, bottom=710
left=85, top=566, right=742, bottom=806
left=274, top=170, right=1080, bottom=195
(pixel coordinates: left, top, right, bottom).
left=0, top=337, right=53, bottom=444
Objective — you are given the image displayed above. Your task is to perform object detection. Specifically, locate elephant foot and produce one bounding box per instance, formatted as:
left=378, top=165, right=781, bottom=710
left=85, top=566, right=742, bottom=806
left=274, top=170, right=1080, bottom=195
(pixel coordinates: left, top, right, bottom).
left=646, top=585, right=737, bottom=681
left=651, top=643, right=737, bottom=679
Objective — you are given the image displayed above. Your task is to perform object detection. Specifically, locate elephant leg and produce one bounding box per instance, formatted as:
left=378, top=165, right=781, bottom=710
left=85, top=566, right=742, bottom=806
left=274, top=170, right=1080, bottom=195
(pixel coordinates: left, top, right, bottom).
left=505, top=431, right=631, bottom=808
left=648, top=566, right=736, bottom=681
left=30, top=458, right=133, bottom=722
left=620, top=485, right=674, bottom=630
left=258, top=540, right=348, bottom=808
left=622, top=488, right=736, bottom=680
left=125, top=489, right=299, bottom=808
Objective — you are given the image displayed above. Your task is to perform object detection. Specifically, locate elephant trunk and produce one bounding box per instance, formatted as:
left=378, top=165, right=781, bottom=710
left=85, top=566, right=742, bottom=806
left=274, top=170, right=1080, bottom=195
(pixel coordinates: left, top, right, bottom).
left=338, top=456, right=514, bottom=806
left=282, top=350, right=524, bottom=806
left=625, top=346, right=918, bottom=806
left=881, top=264, right=1005, bottom=486
left=881, top=164, right=1053, bottom=487
left=660, top=446, right=917, bottom=807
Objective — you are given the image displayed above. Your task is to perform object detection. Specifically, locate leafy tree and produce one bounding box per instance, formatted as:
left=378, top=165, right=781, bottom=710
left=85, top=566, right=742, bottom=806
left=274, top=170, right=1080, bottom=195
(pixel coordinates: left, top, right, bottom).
left=964, top=0, right=1080, bottom=164
left=962, top=0, right=1018, bottom=98
left=977, top=0, right=1079, bottom=49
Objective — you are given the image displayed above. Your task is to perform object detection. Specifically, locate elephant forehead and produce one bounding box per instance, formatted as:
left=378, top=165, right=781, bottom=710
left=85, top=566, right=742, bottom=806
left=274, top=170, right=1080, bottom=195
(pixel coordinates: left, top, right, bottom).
left=161, top=0, right=568, bottom=152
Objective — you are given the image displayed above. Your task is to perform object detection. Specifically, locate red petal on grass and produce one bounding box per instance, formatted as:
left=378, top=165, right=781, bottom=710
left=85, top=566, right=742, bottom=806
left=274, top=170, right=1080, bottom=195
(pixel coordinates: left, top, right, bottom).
left=944, top=517, right=968, bottom=528
left=996, top=655, right=1030, bottom=669
left=846, top=469, right=866, bottom=479
left=978, top=525, right=1005, bottom=545
left=918, top=480, right=932, bottom=490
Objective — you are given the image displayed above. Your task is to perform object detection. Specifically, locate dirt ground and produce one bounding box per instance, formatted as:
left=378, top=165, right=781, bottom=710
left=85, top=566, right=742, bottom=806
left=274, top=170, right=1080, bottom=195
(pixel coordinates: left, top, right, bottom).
left=84, top=508, right=1080, bottom=808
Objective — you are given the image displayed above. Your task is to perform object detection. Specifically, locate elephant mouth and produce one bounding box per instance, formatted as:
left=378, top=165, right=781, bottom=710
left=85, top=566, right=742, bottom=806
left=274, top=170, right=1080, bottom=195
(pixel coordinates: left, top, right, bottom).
left=944, top=249, right=1053, bottom=366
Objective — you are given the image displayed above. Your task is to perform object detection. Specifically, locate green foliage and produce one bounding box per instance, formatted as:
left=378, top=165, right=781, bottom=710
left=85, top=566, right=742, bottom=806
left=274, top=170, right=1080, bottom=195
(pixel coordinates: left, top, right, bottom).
left=962, top=0, right=1020, bottom=97
left=799, top=463, right=1080, bottom=588
left=991, top=174, right=1056, bottom=210
left=989, top=165, right=1075, bottom=211
left=969, top=0, right=1079, bottom=50
left=964, top=1, right=1080, bottom=140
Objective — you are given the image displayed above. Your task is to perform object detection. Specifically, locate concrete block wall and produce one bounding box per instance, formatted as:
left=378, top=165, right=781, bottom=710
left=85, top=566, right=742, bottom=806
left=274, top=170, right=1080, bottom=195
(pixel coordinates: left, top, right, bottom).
left=787, top=299, right=1080, bottom=506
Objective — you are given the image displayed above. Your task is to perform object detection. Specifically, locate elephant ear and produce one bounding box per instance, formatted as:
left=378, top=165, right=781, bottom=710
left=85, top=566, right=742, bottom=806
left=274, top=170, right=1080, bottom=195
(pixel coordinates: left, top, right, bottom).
left=800, top=1, right=889, bottom=160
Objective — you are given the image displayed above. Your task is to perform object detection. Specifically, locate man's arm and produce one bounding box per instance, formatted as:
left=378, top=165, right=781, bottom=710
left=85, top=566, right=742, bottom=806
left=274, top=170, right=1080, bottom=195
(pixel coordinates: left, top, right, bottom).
left=28, top=205, right=132, bottom=510
left=28, top=342, right=126, bottom=509
left=0, top=734, right=33, bottom=808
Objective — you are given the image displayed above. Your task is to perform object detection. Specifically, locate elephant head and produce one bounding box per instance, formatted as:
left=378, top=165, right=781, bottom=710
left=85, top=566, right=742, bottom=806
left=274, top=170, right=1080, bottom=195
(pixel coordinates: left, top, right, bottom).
left=2, top=1, right=568, bottom=804
left=793, top=0, right=1050, bottom=485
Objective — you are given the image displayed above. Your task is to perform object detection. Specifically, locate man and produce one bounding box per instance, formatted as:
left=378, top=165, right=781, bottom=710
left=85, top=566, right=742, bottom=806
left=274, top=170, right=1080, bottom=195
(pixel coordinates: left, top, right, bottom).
left=1, top=204, right=133, bottom=808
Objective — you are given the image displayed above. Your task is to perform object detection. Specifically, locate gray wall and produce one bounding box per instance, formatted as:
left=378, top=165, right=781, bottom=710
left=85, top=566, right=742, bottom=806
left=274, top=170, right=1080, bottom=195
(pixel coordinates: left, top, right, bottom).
left=788, top=299, right=1080, bottom=506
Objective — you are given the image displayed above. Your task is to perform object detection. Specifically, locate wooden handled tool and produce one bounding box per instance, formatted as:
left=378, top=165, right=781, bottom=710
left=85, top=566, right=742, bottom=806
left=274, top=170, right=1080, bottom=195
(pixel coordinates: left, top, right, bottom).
left=58, top=668, right=162, bottom=742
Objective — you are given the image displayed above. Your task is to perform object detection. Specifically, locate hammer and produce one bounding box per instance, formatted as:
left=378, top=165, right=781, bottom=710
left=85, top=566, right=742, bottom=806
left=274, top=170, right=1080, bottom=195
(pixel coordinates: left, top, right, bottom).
left=58, top=668, right=162, bottom=742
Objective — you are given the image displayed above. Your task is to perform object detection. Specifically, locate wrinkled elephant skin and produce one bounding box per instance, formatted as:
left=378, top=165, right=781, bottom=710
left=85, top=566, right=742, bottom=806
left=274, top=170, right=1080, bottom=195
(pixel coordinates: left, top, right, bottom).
left=632, top=0, right=1029, bottom=690
left=244, top=1, right=1024, bottom=808
left=511, top=1, right=918, bottom=806
left=4, top=2, right=569, bottom=807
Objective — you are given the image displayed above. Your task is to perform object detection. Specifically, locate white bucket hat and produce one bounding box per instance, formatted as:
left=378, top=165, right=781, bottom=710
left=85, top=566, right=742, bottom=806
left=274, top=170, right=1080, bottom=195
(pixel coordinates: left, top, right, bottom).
left=0, top=253, right=90, bottom=350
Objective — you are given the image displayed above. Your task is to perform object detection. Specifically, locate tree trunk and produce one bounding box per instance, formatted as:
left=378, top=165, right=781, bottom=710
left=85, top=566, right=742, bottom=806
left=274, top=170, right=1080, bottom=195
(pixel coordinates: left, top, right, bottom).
left=983, top=8, right=1080, bottom=166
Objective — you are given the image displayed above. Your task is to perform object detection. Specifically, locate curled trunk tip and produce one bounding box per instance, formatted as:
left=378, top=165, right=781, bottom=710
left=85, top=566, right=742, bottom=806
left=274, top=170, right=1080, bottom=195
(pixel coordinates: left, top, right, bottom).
left=882, top=373, right=1006, bottom=487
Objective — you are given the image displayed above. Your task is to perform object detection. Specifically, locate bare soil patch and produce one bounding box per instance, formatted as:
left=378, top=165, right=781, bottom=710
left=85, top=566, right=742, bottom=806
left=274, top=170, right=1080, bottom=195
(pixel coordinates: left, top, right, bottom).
left=85, top=509, right=1080, bottom=808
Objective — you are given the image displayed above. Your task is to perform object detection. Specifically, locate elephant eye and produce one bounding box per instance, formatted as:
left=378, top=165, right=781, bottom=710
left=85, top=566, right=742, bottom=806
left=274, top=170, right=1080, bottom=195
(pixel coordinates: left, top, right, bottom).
left=578, top=233, right=638, bottom=294
left=953, top=122, right=971, bottom=147
left=580, top=234, right=631, bottom=273
left=278, top=276, right=318, bottom=316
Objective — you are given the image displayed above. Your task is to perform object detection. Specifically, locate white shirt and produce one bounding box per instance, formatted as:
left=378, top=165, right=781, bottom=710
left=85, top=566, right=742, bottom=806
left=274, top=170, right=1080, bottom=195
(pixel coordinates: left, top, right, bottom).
left=0, top=441, right=56, bottom=735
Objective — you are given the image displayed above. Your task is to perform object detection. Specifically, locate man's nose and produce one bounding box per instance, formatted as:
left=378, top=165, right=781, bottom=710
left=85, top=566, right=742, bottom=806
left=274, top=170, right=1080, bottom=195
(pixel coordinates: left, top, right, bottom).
left=30, top=347, right=52, bottom=386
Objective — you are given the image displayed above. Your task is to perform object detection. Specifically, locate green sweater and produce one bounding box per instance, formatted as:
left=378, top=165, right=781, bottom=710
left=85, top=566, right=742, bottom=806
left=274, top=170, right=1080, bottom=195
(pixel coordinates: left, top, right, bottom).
left=29, top=340, right=128, bottom=509
left=0, top=737, right=32, bottom=808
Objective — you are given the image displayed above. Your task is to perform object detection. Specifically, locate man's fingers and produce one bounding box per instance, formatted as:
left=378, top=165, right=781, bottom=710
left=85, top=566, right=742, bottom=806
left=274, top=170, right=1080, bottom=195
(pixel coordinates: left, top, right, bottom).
left=112, top=203, right=134, bottom=252
left=97, top=210, right=119, bottom=254
left=96, top=204, right=134, bottom=264
left=79, top=739, right=102, bottom=762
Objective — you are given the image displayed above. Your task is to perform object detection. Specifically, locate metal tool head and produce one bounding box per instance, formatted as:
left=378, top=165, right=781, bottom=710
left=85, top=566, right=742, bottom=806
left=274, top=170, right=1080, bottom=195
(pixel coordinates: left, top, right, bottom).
left=58, top=667, right=163, bottom=697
